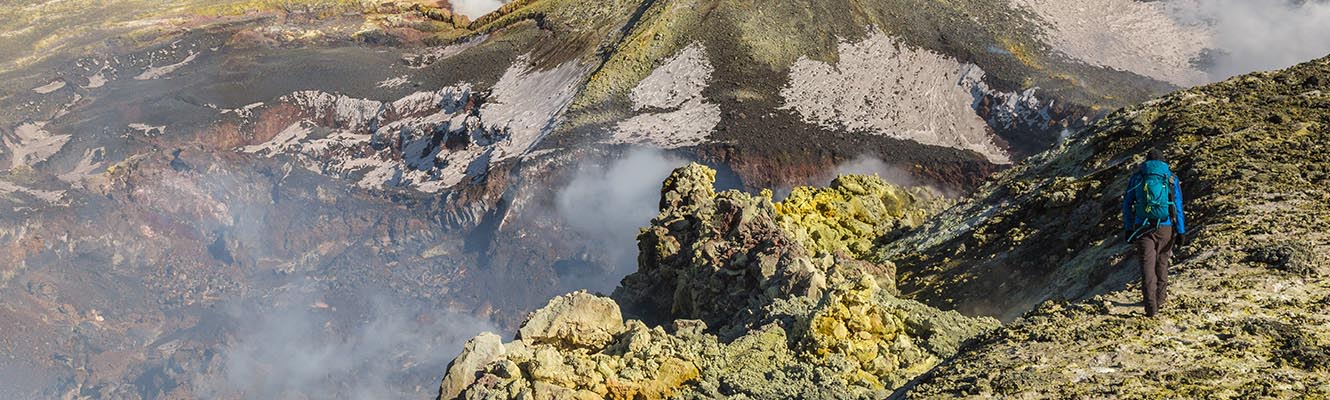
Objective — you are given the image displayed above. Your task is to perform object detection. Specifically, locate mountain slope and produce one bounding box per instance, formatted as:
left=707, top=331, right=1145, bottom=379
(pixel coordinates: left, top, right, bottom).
left=438, top=55, right=1330, bottom=399
left=537, top=0, right=1181, bottom=182
left=887, top=55, right=1330, bottom=397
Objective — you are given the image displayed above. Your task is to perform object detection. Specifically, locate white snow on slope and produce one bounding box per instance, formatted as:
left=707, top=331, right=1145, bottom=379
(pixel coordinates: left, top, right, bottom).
left=239, top=57, right=588, bottom=192
left=479, top=58, right=589, bottom=161
left=404, top=34, right=489, bottom=68
left=613, top=43, right=722, bottom=149
left=1015, top=0, right=1210, bottom=86
left=242, top=121, right=315, bottom=155
left=629, top=44, right=712, bottom=110
left=0, top=180, right=66, bottom=205
left=284, top=91, right=385, bottom=130
left=958, top=66, right=1057, bottom=134
left=4, top=122, right=70, bottom=169
left=57, top=147, right=107, bottom=188
left=221, top=102, right=265, bottom=119
left=128, top=123, right=166, bottom=136
left=781, top=29, right=1011, bottom=164
left=376, top=76, right=410, bottom=88
left=84, top=67, right=108, bottom=88
left=33, top=80, right=66, bottom=94
left=135, top=51, right=198, bottom=80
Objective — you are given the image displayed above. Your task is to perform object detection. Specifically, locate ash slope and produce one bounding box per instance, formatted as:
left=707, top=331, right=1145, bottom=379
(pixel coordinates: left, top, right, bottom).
left=888, top=56, right=1330, bottom=397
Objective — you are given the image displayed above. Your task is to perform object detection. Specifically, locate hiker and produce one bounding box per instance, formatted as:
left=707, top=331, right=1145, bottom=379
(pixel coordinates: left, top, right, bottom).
left=1122, top=149, right=1187, bottom=317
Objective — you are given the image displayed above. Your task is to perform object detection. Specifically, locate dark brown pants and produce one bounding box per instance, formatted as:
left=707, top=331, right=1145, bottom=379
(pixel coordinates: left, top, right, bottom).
left=1136, top=226, right=1174, bottom=316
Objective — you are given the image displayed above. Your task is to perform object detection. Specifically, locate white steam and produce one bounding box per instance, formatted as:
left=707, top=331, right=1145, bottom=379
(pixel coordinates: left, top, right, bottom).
left=453, top=0, right=506, bottom=19
left=1167, top=0, right=1330, bottom=81
left=198, top=287, right=496, bottom=399
left=832, top=155, right=960, bottom=198
left=833, top=155, right=920, bottom=187
left=554, top=148, right=684, bottom=293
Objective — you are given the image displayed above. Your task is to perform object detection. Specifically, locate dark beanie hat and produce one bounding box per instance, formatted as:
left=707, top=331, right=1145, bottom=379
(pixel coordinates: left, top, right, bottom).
left=1147, top=149, right=1165, bottom=161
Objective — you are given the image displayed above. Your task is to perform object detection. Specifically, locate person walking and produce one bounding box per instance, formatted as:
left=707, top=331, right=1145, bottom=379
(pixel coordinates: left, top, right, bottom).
left=1123, top=149, right=1187, bottom=317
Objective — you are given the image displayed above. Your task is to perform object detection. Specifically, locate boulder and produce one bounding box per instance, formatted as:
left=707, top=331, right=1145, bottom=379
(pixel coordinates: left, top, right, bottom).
left=517, top=291, right=625, bottom=350
left=439, top=332, right=506, bottom=400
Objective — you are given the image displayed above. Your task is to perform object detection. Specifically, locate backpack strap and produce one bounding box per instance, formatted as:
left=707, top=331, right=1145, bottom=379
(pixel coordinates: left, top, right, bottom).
left=1167, top=174, right=1179, bottom=229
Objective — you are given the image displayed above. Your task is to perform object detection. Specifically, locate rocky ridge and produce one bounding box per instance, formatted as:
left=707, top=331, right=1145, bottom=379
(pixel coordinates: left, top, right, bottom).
left=889, top=54, right=1330, bottom=398
left=439, top=165, right=997, bottom=399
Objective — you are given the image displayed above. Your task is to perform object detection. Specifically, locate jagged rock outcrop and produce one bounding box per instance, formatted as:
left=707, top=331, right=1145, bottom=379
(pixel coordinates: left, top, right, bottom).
left=439, top=165, right=998, bottom=399
left=612, top=164, right=949, bottom=334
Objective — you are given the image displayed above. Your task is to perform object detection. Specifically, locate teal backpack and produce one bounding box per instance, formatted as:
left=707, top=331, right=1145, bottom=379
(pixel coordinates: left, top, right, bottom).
left=1134, top=161, right=1174, bottom=223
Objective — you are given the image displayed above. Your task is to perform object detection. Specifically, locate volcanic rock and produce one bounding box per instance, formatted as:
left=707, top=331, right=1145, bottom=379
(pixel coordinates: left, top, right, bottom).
left=439, top=164, right=998, bottom=399
left=516, top=291, right=626, bottom=350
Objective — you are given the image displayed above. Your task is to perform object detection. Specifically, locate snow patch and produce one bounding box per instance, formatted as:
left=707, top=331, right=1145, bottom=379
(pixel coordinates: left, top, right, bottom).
left=284, top=91, right=386, bottom=131
left=629, top=44, right=712, bottom=110
left=1015, top=0, right=1210, bottom=86
left=32, top=80, right=66, bottom=94
left=4, top=122, right=71, bottom=169
left=376, top=76, right=410, bottom=89
left=242, top=121, right=316, bottom=155
left=135, top=51, right=198, bottom=80
left=57, top=147, right=107, bottom=188
left=237, top=57, right=587, bottom=193
left=0, top=180, right=66, bottom=205
left=237, top=90, right=460, bottom=191
left=780, top=29, right=1010, bottom=164
left=614, top=103, right=721, bottom=149
left=128, top=123, right=166, bottom=137
left=479, top=57, right=588, bottom=161
left=958, top=66, right=1055, bottom=134
left=84, top=67, right=109, bottom=88
left=612, top=44, right=721, bottom=149
left=221, top=102, right=266, bottom=120
left=404, top=35, right=488, bottom=68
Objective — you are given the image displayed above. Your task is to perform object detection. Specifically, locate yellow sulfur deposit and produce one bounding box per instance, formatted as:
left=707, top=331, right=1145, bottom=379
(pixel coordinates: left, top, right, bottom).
left=774, top=174, right=949, bottom=259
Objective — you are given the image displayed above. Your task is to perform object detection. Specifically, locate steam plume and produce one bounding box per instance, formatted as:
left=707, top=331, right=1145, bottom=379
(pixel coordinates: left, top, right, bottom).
left=197, top=285, right=496, bottom=399
left=1167, top=0, right=1330, bottom=81
left=554, top=148, right=684, bottom=293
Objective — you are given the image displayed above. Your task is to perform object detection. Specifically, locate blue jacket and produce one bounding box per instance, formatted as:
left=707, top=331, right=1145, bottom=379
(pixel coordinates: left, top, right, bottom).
left=1122, top=161, right=1186, bottom=235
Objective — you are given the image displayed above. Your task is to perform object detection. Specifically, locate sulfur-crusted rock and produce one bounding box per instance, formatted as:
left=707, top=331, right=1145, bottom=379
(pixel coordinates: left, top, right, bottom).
left=805, top=273, right=925, bottom=388
left=517, top=291, right=625, bottom=350
left=440, top=163, right=997, bottom=400
left=775, top=174, right=948, bottom=259
left=440, top=332, right=507, bottom=400
left=615, top=163, right=930, bottom=331
left=616, top=163, right=816, bottom=329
